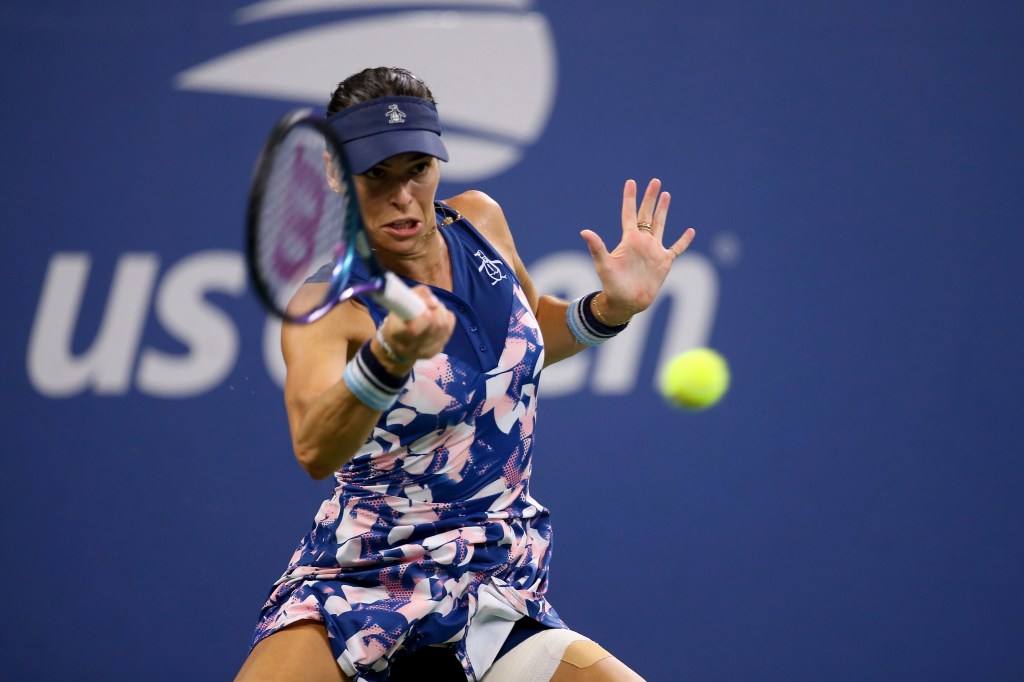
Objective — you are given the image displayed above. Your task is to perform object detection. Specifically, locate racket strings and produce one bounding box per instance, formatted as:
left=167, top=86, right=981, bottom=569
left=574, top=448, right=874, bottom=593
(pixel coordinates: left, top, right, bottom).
left=254, top=124, right=350, bottom=318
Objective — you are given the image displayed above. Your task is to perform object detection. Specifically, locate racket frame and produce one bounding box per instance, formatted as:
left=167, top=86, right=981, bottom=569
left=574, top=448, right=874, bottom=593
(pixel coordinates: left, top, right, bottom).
left=246, top=109, right=425, bottom=324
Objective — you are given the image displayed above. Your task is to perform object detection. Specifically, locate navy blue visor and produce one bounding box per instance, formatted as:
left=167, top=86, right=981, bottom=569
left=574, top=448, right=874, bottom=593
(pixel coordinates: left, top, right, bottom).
left=326, top=96, right=449, bottom=175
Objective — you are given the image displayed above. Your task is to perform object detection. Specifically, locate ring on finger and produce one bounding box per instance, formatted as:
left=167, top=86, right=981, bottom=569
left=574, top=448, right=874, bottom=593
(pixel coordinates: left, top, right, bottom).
left=637, top=222, right=654, bottom=233
left=668, top=246, right=680, bottom=259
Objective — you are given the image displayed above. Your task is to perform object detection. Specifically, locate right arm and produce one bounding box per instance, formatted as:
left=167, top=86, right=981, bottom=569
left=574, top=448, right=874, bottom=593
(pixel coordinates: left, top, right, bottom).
left=282, top=284, right=454, bottom=479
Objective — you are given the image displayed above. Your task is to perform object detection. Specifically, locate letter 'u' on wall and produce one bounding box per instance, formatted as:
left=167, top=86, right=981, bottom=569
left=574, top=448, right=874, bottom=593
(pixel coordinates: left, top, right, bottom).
left=27, top=252, right=159, bottom=397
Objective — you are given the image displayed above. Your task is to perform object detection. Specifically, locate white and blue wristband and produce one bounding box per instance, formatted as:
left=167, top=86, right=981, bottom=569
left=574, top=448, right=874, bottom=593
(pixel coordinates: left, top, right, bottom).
left=343, top=338, right=410, bottom=411
left=566, top=292, right=629, bottom=346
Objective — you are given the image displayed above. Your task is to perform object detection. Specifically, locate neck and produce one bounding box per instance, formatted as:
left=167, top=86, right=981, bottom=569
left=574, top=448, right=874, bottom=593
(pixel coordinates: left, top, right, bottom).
left=397, top=224, right=439, bottom=259
left=378, top=223, right=451, bottom=289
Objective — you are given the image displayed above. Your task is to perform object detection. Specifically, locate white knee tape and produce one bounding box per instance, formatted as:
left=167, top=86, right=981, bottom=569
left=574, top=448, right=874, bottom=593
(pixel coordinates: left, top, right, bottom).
left=479, top=628, right=590, bottom=682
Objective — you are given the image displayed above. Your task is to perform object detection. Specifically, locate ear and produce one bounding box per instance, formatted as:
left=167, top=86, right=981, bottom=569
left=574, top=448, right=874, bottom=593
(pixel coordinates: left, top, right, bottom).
left=323, top=151, right=341, bottom=193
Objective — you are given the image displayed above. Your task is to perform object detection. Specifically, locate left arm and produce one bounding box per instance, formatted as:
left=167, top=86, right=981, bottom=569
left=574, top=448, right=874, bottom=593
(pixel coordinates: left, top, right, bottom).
left=447, top=180, right=695, bottom=366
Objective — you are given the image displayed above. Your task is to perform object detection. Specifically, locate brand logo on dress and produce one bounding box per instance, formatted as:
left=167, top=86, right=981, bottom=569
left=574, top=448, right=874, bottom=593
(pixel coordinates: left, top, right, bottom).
left=474, top=250, right=506, bottom=286
left=386, top=104, right=406, bottom=124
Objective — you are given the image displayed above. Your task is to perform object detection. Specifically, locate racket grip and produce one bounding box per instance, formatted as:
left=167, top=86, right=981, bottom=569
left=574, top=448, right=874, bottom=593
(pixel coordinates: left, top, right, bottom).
left=375, top=271, right=427, bottom=320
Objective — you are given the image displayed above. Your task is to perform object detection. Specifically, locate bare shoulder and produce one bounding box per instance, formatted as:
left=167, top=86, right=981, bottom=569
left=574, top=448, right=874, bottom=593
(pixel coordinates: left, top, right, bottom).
left=443, top=190, right=517, bottom=263
left=442, top=191, right=540, bottom=312
left=444, top=189, right=506, bottom=223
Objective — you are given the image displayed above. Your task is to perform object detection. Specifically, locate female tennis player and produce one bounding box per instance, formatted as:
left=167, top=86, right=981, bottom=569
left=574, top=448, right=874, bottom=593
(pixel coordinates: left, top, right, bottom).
left=235, top=66, right=695, bottom=682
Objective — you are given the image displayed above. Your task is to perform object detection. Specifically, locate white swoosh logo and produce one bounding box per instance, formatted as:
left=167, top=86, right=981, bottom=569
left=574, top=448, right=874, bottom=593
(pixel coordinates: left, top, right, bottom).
left=175, top=10, right=557, bottom=180
left=234, top=0, right=531, bottom=24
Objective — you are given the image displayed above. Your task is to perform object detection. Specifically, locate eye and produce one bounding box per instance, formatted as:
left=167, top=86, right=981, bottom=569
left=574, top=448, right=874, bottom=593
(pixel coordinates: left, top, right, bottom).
left=362, top=167, right=386, bottom=180
left=411, top=161, right=431, bottom=175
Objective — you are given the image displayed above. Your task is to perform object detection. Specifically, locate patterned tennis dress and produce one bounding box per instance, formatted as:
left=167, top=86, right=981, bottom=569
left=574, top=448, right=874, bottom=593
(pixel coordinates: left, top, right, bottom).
left=251, top=204, right=565, bottom=681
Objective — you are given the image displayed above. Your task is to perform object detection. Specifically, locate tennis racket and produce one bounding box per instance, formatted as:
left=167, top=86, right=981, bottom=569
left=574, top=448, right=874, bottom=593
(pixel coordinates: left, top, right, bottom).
left=246, top=108, right=426, bottom=324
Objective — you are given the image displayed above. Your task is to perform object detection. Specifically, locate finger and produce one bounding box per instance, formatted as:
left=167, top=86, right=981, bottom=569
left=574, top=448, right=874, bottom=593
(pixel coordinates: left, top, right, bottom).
left=441, top=308, right=456, bottom=335
left=425, top=300, right=452, bottom=336
left=391, top=288, right=438, bottom=337
left=620, top=179, right=637, bottom=236
left=667, top=227, right=696, bottom=260
left=652, top=191, right=671, bottom=239
left=414, top=285, right=440, bottom=307
left=426, top=308, right=456, bottom=354
left=636, top=178, right=662, bottom=227
left=580, top=229, right=609, bottom=267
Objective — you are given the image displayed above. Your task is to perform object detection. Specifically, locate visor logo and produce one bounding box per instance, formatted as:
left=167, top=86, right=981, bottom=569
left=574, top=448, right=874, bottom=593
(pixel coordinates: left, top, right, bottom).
left=386, top=104, right=406, bottom=124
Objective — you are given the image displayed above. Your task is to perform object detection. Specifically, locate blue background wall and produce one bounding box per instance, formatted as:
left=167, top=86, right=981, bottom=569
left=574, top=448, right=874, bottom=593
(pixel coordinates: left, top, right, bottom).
left=2, top=1, right=1023, bottom=679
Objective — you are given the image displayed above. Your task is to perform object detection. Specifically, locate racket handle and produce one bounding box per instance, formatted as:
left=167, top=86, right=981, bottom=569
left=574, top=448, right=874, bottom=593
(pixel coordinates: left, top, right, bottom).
left=374, top=271, right=427, bottom=320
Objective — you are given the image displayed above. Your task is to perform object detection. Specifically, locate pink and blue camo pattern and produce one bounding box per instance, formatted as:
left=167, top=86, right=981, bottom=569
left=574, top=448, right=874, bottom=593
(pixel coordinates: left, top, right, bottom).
left=252, top=278, right=564, bottom=681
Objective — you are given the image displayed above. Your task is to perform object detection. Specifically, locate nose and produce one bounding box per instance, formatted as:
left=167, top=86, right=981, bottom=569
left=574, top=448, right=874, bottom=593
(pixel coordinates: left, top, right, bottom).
left=389, top=178, right=414, bottom=208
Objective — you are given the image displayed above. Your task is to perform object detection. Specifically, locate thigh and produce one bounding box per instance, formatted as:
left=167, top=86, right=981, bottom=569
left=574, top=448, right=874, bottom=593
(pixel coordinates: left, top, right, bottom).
left=235, top=621, right=350, bottom=682
left=550, top=642, right=646, bottom=681
left=482, top=628, right=646, bottom=682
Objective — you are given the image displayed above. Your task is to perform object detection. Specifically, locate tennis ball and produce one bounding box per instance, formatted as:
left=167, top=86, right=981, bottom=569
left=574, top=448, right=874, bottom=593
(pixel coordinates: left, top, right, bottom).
left=659, top=348, right=730, bottom=410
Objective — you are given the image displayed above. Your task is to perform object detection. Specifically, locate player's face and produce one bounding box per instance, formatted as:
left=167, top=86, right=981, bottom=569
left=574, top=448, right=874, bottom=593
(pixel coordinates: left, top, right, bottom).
left=354, top=153, right=440, bottom=254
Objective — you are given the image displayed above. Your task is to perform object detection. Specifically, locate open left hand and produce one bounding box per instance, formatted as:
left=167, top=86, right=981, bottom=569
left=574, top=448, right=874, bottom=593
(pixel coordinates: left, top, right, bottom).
left=579, top=178, right=696, bottom=324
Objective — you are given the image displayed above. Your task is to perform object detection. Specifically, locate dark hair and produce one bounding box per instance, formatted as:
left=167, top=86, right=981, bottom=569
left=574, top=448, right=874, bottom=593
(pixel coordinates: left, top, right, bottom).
left=326, top=67, right=437, bottom=116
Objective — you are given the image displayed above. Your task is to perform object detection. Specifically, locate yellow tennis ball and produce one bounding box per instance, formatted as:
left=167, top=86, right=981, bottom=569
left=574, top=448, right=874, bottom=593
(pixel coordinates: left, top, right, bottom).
left=659, top=348, right=731, bottom=410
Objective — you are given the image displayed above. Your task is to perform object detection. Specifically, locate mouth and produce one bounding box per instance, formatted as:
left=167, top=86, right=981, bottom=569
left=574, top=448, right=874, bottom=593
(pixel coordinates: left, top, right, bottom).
left=382, top=219, right=422, bottom=237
